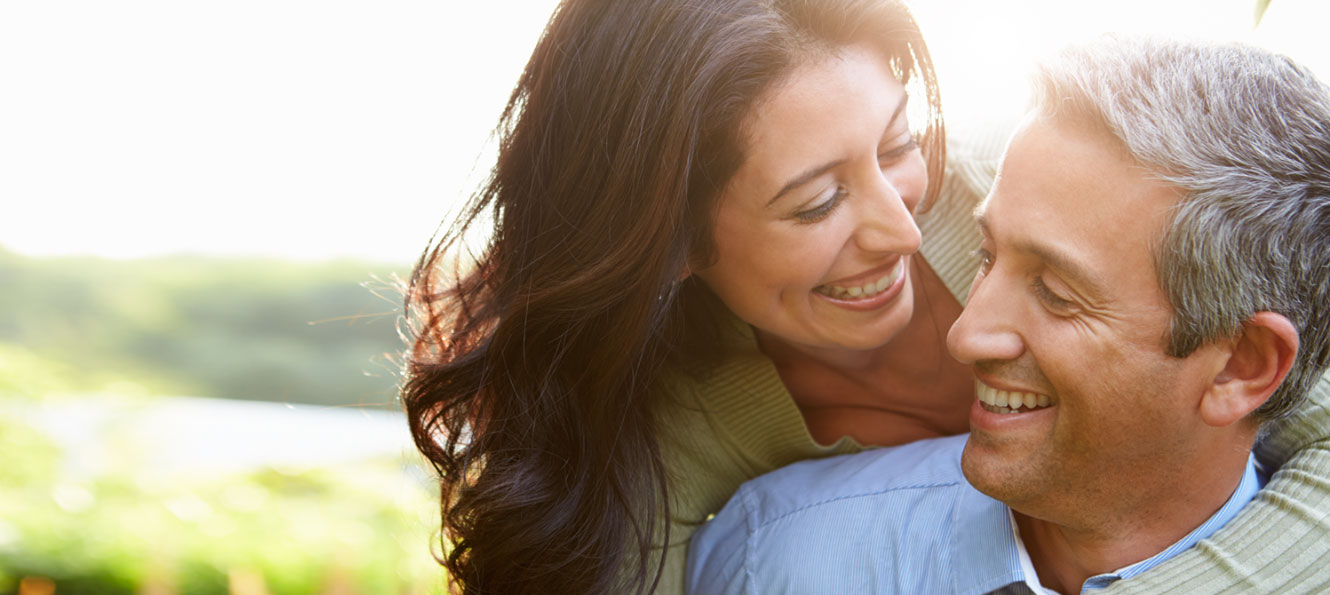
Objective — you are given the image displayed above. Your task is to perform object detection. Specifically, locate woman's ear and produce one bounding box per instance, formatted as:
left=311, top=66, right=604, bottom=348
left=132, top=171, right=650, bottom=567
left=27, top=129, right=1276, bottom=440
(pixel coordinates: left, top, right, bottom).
left=1200, top=311, right=1299, bottom=427
left=683, top=250, right=714, bottom=282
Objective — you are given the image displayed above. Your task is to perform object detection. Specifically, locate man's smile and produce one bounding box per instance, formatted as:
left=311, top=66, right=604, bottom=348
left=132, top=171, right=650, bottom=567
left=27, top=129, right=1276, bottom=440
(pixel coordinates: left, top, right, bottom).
left=975, top=378, right=1052, bottom=414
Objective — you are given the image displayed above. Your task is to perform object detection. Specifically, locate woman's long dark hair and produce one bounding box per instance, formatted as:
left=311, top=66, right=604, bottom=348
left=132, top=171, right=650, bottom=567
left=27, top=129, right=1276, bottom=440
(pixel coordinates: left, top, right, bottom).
left=402, top=0, right=943, bottom=592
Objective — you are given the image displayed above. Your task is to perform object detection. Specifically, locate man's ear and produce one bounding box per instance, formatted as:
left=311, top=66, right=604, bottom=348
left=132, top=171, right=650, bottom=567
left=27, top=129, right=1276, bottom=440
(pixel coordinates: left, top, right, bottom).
left=1200, top=312, right=1299, bottom=427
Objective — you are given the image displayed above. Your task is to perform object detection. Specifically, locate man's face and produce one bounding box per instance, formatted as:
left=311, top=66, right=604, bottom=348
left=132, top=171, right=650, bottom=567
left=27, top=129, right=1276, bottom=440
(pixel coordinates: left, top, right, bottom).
left=947, top=117, right=1224, bottom=526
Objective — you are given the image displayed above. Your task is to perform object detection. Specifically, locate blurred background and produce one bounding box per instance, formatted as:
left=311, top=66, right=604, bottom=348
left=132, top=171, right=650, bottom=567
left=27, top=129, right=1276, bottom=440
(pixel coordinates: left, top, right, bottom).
left=1, top=0, right=1324, bottom=593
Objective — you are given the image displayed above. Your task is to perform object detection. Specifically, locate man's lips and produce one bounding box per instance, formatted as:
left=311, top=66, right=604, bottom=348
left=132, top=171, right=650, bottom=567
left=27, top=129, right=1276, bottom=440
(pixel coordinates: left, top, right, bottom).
left=974, top=378, right=1052, bottom=414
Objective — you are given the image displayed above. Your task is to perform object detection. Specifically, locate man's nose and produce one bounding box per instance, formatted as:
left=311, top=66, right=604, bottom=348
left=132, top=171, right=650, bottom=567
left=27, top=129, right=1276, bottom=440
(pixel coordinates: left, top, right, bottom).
left=947, top=268, right=1026, bottom=364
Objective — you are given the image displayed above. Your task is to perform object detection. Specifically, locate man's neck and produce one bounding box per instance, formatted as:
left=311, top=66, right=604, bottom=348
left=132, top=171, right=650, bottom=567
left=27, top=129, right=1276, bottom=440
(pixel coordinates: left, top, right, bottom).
left=1014, top=513, right=1150, bottom=594
left=1012, top=451, right=1254, bottom=594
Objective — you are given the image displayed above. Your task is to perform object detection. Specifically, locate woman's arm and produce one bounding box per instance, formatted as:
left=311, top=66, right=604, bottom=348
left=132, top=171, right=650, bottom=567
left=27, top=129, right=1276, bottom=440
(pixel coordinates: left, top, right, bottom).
left=1104, top=369, right=1330, bottom=593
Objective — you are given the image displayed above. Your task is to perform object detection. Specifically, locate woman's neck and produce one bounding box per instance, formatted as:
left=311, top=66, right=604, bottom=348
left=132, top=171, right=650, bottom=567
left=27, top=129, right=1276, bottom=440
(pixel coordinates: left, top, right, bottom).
left=756, top=257, right=975, bottom=446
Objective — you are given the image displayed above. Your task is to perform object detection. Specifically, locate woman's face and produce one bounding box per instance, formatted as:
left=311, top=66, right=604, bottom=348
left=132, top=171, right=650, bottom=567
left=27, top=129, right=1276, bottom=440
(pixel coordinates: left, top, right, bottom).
left=695, top=44, right=928, bottom=353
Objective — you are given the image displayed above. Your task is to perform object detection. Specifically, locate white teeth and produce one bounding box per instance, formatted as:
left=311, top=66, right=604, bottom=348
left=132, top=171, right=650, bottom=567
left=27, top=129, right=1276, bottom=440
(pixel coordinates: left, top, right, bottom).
left=816, top=260, right=904, bottom=300
left=974, top=379, right=1052, bottom=414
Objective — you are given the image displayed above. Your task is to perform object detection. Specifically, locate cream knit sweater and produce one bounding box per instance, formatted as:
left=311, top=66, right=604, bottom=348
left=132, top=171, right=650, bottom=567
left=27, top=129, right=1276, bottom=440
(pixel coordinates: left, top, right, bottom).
left=650, top=124, right=1330, bottom=594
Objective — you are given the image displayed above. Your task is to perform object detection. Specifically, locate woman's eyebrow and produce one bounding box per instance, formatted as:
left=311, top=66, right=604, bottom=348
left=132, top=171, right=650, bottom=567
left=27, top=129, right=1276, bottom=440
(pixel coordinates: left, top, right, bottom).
left=767, top=94, right=910, bottom=206
left=767, top=158, right=849, bottom=206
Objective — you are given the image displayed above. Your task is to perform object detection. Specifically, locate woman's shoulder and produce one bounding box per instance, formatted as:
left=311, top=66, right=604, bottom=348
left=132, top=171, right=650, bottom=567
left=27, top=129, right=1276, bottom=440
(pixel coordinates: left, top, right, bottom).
left=651, top=321, right=861, bottom=514
left=917, top=118, right=1016, bottom=303
left=653, top=326, right=855, bottom=471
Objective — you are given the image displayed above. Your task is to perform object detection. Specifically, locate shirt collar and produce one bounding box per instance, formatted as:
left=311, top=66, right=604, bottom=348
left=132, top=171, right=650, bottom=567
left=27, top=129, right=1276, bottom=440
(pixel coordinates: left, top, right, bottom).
left=948, top=453, right=1263, bottom=594
left=1010, top=511, right=1062, bottom=595
left=948, top=481, right=1025, bottom=594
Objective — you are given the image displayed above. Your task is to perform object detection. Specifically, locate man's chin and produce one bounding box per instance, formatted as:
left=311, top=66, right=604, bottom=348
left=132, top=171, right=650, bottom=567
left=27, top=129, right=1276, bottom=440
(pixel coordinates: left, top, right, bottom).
left=959, top=440, right=997, bottom=496
left=960, top=436, right=1040, bottom=504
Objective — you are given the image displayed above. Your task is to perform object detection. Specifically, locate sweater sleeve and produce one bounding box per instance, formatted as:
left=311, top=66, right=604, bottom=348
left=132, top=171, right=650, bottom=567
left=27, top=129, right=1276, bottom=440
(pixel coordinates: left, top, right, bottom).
left=1102, top=369, right=1330, bottom=593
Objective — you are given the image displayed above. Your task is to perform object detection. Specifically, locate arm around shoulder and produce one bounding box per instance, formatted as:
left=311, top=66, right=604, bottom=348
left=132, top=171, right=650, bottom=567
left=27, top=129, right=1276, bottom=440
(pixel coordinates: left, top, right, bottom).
left=1103, top=369, right=1330, bottom=593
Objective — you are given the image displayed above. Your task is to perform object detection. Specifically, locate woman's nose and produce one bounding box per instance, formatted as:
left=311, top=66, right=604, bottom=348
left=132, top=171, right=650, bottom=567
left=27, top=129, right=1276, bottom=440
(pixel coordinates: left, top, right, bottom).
left=854, top=178, right=921, bottom=255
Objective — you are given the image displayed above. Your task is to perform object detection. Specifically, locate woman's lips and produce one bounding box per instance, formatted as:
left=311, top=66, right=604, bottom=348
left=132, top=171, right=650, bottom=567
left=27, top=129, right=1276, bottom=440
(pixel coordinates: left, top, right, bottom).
left=813, top=258, right=909, bottom=311
left=814, top=258, right=905, bottom=300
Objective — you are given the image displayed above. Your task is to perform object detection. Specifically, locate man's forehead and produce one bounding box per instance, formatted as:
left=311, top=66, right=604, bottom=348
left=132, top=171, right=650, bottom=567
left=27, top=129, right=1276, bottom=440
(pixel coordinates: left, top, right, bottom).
left=974, top=117, right=1180, bottom=301
left=982, top=115, right=1178, bottom=228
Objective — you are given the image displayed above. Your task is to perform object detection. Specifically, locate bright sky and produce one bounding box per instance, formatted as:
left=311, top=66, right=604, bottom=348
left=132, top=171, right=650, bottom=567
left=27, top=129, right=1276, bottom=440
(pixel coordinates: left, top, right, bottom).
left=1, top=1, right=1325, bottom=263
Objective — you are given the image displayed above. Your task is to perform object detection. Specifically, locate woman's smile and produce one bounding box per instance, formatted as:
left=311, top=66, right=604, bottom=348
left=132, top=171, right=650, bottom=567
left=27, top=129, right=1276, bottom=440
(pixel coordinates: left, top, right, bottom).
left=814, top=257, right=907, bottom=301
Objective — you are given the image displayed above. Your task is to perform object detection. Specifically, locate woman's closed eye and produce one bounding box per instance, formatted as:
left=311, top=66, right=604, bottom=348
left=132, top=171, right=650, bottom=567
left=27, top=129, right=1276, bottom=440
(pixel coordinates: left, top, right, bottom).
left=793, top=187, right=847, bottom=224
left=879, top=137, right=918, bottom=164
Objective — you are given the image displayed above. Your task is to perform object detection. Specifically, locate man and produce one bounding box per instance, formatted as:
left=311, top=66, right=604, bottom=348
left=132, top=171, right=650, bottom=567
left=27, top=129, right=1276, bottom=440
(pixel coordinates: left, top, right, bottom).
left=686, top=37, right=1330, bottom=594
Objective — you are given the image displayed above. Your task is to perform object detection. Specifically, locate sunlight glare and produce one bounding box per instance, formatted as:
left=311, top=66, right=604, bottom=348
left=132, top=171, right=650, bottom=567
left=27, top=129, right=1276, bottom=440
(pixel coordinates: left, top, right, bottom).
left=2, top=0, right=1322, bottom=262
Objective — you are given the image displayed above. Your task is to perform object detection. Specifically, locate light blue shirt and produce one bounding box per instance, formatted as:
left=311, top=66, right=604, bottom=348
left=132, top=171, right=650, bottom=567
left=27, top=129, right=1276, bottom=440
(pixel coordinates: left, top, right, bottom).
left=686, top=434, right=1263, bottom=594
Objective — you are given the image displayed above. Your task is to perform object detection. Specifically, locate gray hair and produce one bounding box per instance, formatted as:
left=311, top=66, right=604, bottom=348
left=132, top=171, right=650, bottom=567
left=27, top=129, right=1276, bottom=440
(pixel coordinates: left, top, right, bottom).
left=1031, top=36, right=1330, bottom=420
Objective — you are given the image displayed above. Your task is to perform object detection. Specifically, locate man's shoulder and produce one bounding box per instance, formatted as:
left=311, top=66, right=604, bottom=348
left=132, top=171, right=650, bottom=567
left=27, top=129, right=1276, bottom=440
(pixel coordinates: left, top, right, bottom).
left=730, top=433, right=971, bottom=525
left=686, top=435, right=987, bottom=594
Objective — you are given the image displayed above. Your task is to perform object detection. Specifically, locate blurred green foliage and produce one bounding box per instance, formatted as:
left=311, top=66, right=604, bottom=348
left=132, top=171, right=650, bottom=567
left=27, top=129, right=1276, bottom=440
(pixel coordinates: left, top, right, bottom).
left=0, top=246, right=408, bottom=408
left=0, top=247, right=447, bottom=593
left=0, top=398, right=444, bottom=595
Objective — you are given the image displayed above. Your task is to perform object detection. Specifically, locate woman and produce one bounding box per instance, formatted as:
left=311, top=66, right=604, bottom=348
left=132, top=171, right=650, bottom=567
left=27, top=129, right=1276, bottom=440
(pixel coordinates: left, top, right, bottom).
left=402, top=0, right=1330, bottom=593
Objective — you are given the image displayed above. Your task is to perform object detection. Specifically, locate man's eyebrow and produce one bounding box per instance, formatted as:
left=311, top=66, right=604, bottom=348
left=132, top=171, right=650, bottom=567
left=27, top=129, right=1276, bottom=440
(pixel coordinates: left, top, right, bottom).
left=975, top=213, right=1108, bottom=301
left=766, top=94, right=911, bottom=207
